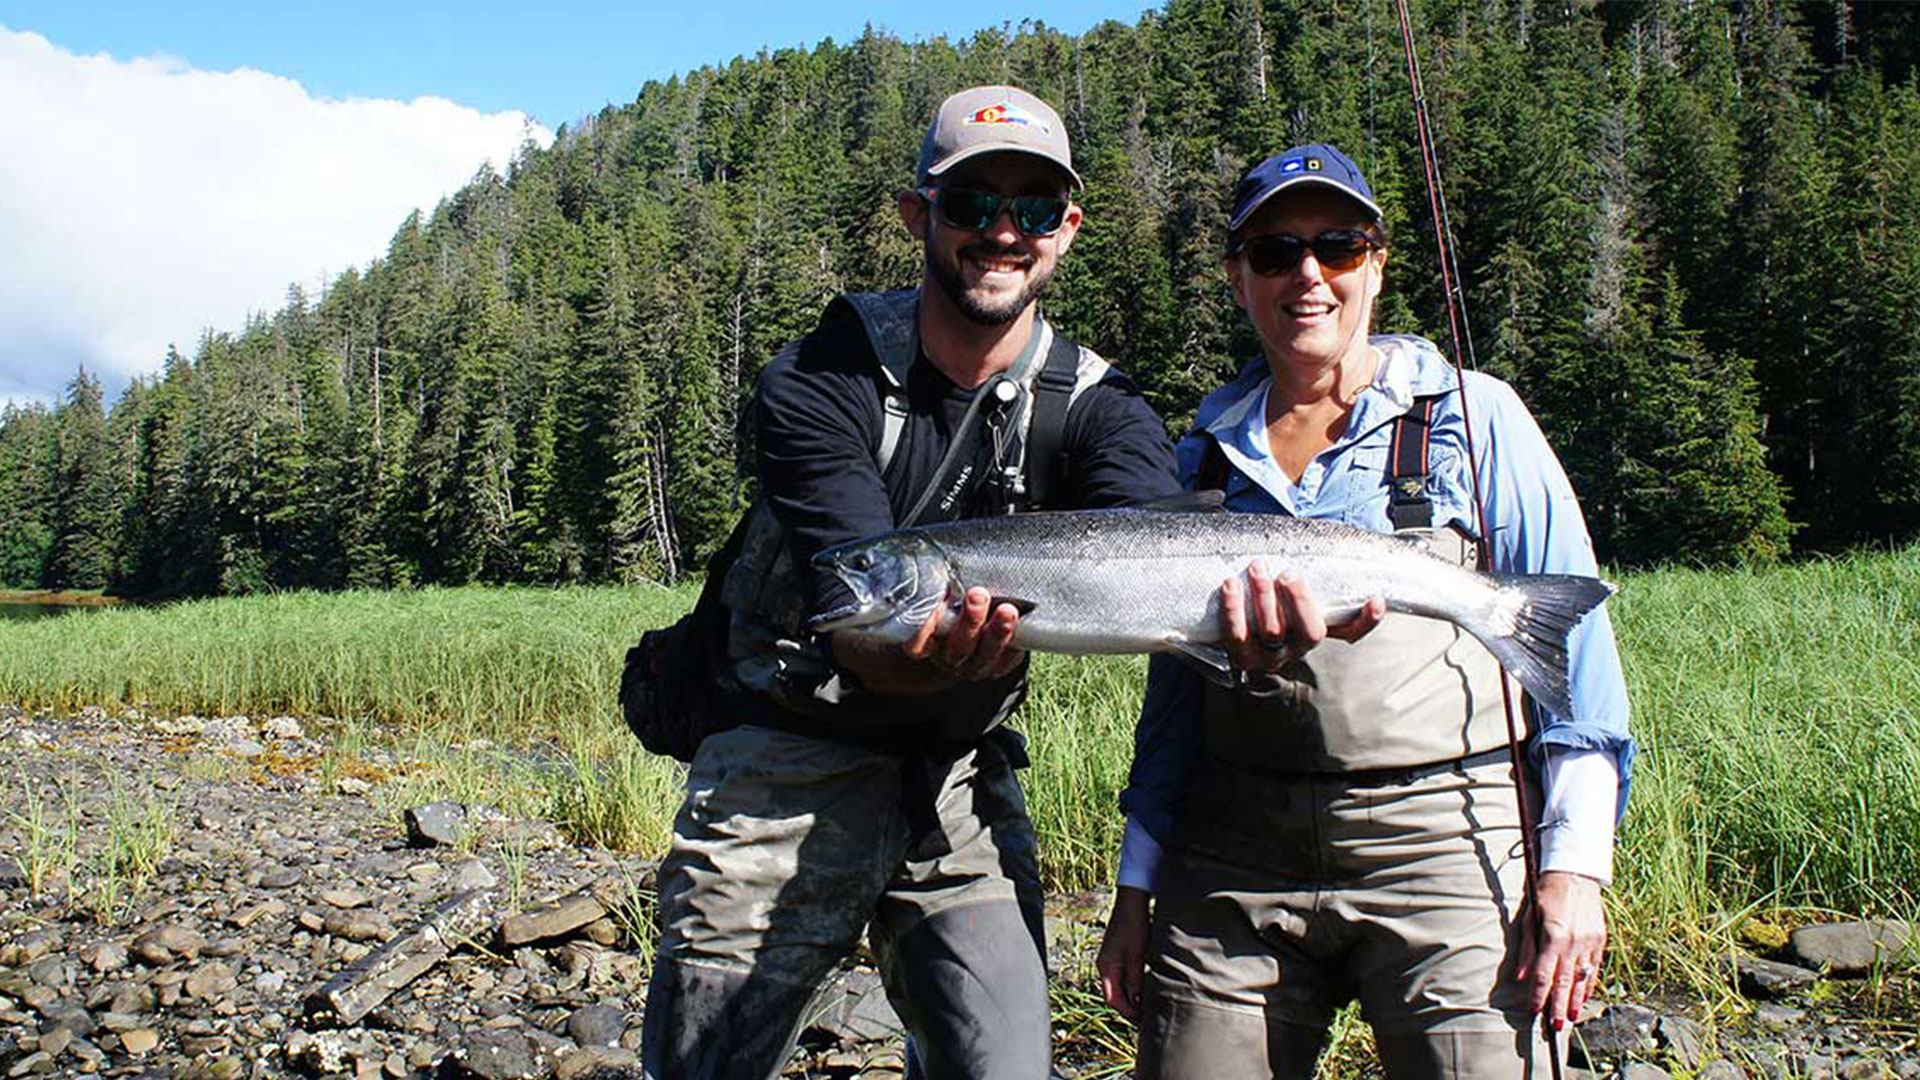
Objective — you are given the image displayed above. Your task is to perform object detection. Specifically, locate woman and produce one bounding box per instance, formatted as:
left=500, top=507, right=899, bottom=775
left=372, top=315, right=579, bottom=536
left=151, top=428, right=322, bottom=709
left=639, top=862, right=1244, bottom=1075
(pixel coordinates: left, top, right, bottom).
left=1096, top=144, right=1634, bottom=1078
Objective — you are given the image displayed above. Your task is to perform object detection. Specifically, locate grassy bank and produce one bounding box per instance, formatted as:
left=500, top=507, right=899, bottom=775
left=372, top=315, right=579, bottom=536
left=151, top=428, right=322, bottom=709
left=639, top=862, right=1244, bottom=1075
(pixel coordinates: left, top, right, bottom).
left=0, top=589, right=122, bottom=607
left=3, top=550, right=1917, bottom=999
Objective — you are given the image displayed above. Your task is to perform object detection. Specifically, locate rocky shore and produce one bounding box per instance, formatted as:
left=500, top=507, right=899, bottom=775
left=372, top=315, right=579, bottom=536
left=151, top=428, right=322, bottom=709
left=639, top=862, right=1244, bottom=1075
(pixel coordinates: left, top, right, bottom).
left=1, top=706, right=1914, bottom=1079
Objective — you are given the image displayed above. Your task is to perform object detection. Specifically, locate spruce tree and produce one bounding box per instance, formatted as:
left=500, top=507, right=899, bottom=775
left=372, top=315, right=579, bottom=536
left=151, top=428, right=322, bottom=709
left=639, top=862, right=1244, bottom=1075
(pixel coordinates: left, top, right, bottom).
left=48, top=368, right=117, bottom=589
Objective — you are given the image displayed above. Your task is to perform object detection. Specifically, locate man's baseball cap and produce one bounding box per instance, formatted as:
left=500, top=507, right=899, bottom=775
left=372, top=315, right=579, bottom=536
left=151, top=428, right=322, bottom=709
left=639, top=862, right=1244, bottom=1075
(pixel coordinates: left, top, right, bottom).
left=917, top=85, right=1082, bottom=190
left=1229, top=143, right=1382, bottom=232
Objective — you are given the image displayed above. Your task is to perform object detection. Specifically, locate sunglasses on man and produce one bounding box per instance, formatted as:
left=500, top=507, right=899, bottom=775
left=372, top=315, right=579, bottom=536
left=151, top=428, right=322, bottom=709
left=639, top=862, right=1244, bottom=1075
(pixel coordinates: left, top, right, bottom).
left=920, top=187, right=1071, bottom=238
left=1228, top=229, right=1379, bottom=277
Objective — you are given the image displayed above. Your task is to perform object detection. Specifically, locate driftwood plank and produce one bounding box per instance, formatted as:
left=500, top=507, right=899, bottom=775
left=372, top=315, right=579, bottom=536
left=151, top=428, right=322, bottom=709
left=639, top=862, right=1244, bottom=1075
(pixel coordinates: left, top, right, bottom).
left=304, top=888, right=496, bottom=1026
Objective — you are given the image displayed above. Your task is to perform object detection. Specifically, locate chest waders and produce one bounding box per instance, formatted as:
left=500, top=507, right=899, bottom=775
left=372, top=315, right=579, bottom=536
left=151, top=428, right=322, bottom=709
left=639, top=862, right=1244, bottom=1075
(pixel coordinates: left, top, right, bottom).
left=1140, top=399, right=1554, bottom=1079
left=1193, top=395, right=1527, bottom=777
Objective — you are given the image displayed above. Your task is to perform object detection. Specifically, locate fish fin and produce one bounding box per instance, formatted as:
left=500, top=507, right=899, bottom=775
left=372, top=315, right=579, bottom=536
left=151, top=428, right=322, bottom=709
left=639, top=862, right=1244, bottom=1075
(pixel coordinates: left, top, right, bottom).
left=1471, top=573, right=1617, bottom=720
left=1136, top=490, right=1227, bottom=513
left=989, top=595, right=1038, bottom=617
left=1166, top=640, right=1237, bottom=687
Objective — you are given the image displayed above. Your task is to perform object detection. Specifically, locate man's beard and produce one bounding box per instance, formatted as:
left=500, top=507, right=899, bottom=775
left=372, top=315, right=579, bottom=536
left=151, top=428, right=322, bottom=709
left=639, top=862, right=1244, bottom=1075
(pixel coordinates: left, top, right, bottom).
left=927, top=239, right=1055, bottom=326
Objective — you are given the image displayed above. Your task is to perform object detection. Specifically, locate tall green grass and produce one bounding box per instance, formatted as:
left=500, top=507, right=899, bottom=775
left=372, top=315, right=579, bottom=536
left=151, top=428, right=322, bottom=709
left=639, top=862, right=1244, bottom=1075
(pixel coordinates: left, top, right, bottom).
left=1603, top=547, right=1920, bottom=999
left=0, top=584, right=696, bottom=858
left=3, top=549, right=1917, bottom=989
left=0, top=584, right=686, bottom=738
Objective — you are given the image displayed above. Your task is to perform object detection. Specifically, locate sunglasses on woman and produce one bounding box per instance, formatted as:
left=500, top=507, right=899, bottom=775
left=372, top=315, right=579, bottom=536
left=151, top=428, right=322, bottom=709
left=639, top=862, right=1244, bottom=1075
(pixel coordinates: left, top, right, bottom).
left=1228, top=229, right=1379, bottom=276
left=921, top=187, right=1071, bottom=238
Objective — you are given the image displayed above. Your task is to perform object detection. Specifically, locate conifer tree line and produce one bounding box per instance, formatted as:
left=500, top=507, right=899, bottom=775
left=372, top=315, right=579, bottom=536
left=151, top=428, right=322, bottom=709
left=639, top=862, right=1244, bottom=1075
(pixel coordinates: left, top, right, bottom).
left=4, top=0, right=1917, bottom=596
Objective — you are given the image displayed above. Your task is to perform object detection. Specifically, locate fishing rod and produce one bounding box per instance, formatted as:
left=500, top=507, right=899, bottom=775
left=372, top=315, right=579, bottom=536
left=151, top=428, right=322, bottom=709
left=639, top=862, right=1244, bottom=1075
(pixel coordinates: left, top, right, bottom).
left=1390, top=2, right=1567, bottom=1077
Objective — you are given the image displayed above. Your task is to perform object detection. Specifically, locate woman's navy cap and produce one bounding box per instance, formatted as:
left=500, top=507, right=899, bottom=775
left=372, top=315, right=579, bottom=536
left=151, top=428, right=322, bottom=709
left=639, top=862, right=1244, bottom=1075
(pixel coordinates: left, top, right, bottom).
left=1229, top=144, right=1383, bottom=232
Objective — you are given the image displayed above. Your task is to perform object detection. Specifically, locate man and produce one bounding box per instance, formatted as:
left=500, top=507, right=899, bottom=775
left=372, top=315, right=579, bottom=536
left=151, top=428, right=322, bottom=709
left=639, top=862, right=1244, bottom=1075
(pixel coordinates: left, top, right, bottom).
left=641, top=85, right=1182, bottom=1080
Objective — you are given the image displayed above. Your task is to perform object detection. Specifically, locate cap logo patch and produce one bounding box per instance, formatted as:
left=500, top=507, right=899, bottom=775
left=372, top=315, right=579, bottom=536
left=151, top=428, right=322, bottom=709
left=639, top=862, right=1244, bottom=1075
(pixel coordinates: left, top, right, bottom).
left=1281, top=159, right=1304, bottom=173
left=965, top=101, right=1048, bottom=133
left=1307, top=157, right=1323, bottom=171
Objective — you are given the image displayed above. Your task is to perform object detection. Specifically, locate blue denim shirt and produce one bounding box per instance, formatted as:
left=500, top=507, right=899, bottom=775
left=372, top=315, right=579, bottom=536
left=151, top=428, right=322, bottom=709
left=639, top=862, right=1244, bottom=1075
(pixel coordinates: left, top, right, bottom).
left=1119, top=335, right=1636, bottom=849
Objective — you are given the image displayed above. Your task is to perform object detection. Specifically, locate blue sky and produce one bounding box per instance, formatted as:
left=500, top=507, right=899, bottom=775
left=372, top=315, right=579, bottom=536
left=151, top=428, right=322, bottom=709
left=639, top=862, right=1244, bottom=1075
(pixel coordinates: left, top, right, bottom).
left=0, top=1, right=1156, bottom=129
left=0, top=1, right=1155, bottom=406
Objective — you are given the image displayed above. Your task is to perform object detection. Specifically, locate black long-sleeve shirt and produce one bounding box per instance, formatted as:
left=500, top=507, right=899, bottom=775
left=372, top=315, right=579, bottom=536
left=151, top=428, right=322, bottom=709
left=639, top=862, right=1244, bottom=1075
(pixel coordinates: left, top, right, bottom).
left=740, top=301, right=1181, bottom=739
left=754, top=306, right=1182, bottom=617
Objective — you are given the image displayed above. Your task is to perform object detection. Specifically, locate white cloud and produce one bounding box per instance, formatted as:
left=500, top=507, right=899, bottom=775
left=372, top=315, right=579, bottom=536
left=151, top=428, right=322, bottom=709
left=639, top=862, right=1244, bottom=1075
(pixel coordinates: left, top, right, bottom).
left=0, top=26, right=552, bottom=406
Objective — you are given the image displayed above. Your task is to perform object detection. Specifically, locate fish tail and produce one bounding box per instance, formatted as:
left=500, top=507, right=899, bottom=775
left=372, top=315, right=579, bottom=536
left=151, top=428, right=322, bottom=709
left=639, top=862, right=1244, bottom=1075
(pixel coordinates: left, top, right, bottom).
left=1470, top=573, right=1617, bottom=721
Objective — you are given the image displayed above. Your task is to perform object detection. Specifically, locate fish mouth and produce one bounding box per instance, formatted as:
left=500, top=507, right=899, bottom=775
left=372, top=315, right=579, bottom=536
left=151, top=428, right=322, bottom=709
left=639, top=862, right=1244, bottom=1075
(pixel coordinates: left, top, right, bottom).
left=809, top=600, right=884, bottom=633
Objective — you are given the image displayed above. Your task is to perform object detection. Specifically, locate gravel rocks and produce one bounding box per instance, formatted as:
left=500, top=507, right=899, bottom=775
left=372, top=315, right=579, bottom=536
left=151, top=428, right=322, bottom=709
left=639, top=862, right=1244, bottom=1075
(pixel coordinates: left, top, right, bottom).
left=4, top=705, right=1913, bottom=1079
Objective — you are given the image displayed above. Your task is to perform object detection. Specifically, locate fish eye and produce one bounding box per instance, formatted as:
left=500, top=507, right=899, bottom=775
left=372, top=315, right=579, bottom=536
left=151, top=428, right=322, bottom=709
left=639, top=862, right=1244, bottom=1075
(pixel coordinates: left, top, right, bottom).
left=852, top=553, right=872, bottom=571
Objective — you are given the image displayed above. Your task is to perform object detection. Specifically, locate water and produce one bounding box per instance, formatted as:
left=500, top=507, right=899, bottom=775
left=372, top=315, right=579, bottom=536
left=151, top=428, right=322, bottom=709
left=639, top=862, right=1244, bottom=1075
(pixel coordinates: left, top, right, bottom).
left=0, top=602, right=83, bottom=622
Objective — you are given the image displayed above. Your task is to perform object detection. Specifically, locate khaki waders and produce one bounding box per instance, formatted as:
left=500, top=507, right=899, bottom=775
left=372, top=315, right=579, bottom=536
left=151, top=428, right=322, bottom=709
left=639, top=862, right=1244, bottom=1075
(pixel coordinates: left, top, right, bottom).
left=1138, top=528, right=1563, bottom=1080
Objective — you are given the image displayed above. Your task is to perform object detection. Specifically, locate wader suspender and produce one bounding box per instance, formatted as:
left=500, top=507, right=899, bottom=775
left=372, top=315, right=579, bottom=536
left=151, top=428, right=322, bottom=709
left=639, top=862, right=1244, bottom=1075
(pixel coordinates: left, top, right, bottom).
left=1191, top=393, right=1442, bottom=522
left=1019, top=330, right=1082, bottom=510
left=1386, top=395, right=1441, bottom=530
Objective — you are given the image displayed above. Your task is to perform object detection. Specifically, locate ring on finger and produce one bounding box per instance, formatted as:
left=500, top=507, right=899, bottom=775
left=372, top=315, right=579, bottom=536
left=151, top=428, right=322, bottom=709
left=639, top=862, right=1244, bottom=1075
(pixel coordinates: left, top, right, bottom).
left=1574, top=961, right=1596, bottom=980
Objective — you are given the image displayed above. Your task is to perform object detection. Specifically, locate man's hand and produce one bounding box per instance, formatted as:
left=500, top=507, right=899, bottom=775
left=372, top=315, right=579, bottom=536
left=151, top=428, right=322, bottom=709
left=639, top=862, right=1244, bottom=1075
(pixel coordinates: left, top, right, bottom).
left=1097, top=885, right=1152, bottom=1022
left=1218, top=561, right=1385, bottom=673
left=904, top=585, right=1026, bottom=680
left=1516, top=870, right=1607, bottom=1031
left=835, top=585, right=1027, bottom=693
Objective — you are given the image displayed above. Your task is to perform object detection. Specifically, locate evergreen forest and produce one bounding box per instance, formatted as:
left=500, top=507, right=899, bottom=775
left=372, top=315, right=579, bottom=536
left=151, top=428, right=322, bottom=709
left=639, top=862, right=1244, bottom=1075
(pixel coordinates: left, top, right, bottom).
left=5, top=0, right=1919, bottom=597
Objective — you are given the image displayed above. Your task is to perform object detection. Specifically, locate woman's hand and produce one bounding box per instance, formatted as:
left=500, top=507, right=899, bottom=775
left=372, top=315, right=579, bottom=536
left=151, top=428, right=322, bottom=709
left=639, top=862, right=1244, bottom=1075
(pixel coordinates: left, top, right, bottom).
left=1097, top=886, right=1153, bottom=1022
left=1219, top=561, right=1385, bottom=673
left=1517, top=870, right=1607, bottom=1031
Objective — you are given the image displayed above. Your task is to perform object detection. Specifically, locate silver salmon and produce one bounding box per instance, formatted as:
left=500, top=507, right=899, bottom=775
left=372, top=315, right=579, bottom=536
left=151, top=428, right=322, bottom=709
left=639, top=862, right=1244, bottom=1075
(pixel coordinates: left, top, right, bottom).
left=810, top=505, right=1615, bottom=719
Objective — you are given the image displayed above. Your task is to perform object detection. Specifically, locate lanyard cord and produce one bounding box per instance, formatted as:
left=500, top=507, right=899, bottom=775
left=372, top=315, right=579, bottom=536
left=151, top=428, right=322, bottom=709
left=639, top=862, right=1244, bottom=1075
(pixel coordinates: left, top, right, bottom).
left=1392, top=2, right=1563, bottom=1074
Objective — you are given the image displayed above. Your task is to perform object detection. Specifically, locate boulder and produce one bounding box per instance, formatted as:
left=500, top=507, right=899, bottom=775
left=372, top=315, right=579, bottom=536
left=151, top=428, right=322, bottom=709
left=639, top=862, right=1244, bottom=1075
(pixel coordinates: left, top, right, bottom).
left=1657, top=1014, right=1706, bottom=1070
left=406, top=802, right=474, bottom=848
left=1572, top=1002, right=1657, bottom=1064
left=500, top=893, right=607, bottom=948
left=453, top=1028, right=555, bottom=1080
left=566, top=1004, right=627, bottom=1048
left=130, top=924, right=205, bottom=966
left=803, top=968, right=905, bottom=1047
left=119, top=1027, right=159, bottom=1055
left=79, top=940, right=127, bottom=974
left=1734, top=954, right=1819, bottom=998
left=1787, top=921, right=1915, bottom=978
left=556, top=1046, right=639, bottom=1080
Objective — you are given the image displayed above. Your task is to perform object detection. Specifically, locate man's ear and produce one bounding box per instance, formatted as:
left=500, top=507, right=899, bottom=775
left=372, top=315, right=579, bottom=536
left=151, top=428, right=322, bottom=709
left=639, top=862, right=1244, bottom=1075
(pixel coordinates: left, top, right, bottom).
left=1049, top=202, right=1085, bottom=256
left=898, top=189, right=929, bottom=239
